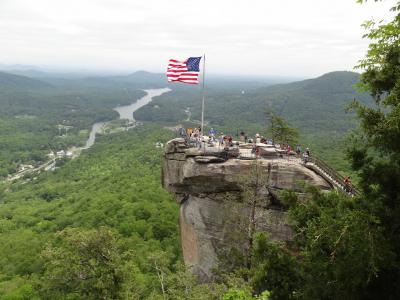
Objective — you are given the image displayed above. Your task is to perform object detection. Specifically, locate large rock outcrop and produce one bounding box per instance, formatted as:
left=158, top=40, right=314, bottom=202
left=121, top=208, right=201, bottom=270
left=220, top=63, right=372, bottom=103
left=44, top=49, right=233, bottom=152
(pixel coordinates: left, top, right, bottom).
left=162, top=138, right=332, bottom=281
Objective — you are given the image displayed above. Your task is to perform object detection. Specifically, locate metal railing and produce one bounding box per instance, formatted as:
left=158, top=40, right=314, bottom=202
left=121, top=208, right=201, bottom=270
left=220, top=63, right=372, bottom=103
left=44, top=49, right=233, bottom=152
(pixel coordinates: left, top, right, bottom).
left=305, top=154, right=360, bottom=197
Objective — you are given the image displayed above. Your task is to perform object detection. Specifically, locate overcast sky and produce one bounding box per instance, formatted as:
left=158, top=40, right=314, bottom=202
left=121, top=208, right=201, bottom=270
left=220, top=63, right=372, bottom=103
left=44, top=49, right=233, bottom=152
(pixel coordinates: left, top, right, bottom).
left=0, top=0, right=396, bottom=77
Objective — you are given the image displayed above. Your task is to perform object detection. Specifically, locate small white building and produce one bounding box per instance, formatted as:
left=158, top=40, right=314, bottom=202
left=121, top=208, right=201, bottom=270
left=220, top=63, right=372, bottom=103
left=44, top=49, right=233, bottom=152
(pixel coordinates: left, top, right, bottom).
left=56, top=150, right=66, bottom=158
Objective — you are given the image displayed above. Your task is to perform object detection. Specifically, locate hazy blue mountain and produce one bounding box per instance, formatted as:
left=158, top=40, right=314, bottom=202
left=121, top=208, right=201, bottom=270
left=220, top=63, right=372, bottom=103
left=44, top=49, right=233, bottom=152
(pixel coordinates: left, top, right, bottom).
left=257, top=71, right=361, bottom=97
left=0, top=64, right=125, bottom=79
left=4, top=69, right=53, bottom=78
left=0, top=71, right=52, bottom=90
left=117, top=70, right=165, bottom=82
left=34, top=70, right=169, bottom=90
left=1, top=66, right=296, bottom=91
left=97, top=70, right=168, bottom=89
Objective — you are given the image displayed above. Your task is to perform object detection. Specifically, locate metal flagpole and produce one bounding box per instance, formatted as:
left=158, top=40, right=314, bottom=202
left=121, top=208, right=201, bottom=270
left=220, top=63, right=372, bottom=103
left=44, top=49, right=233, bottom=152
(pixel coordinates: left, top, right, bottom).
left=201, top=54, right=206, bottom=136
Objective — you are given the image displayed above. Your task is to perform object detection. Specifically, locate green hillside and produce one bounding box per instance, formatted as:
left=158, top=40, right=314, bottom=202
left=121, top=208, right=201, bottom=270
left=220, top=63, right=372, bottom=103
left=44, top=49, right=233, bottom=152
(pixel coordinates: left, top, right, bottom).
left=0, top=126, right=183, bottom=299
left=251, top=71, right=371, bottom=131
left=135, top=71, right=370, bottom=132
left=0, top=0, right=398, bottom=297
left=0, top=71, right=51, bottom=90
left=0, top=69, right=392, bottom=298
left=0, top=71, right=146, bottom=177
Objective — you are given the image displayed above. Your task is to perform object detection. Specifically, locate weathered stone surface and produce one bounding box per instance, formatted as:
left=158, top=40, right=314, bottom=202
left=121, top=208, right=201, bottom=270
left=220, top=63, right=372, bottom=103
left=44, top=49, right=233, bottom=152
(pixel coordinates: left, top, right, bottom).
left=180, top=195, right=224, bottom=281
left=258, top=146, right=279, bottom=157
left=162, top=139, right=332, bottom=281
left=194, top=156, right=226, bottom=163
left=179, top=193, right=295, bottom=282
left=165, top=152, right=186, bottom=161
left=165, top=138, right=187, bottom=154
left=186, top=147, right=234, bottom=158
left=164, top=157, right=331, bottom=194
left=185, top=148, right=203, bottom=157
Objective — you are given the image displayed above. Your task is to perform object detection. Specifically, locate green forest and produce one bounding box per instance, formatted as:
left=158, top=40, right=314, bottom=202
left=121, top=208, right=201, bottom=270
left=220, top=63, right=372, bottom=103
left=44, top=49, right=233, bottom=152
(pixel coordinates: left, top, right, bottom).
left=0, top=126, right=182, bottom=299
left=0, top=0, right=400, bottom=299
left=0, top=73, right=146, bottom=177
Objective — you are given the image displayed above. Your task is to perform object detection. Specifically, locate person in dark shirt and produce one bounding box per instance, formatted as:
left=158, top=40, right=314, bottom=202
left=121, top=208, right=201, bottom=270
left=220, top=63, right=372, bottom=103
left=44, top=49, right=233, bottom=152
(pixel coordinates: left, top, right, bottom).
left=296, top=145, right=302, bottom=157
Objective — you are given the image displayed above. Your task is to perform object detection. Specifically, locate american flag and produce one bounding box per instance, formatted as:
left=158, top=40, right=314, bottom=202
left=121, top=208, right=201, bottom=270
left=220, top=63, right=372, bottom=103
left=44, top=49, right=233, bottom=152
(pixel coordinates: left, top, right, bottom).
left=167, top=57, right=202, bottom=84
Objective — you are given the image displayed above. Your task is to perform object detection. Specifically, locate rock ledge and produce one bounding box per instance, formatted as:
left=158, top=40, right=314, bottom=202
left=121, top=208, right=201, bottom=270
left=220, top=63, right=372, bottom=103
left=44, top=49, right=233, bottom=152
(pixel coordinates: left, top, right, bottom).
left=162, top=138, right=331, bottom=281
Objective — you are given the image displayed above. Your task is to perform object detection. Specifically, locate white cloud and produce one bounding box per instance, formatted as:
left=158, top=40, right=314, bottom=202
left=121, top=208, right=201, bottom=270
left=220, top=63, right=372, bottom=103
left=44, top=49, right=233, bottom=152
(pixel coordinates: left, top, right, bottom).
left=0, top=0, right=396, bottom=77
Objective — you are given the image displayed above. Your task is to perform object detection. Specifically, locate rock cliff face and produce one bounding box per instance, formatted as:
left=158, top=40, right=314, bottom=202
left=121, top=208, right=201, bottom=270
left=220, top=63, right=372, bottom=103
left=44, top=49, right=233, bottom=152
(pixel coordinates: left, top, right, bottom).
left=162, top=138, right=332, bottom=281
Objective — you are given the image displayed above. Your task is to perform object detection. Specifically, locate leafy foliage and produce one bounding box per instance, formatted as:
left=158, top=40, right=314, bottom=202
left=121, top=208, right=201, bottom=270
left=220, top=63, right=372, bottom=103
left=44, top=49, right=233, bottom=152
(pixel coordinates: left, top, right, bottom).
left=283, top=188, right=391, bottom=299
left=0, top=126, right=183, bottom=298
left=40, top=227, right=128, bottom=299
left=346, top=2, right=400, bottom=296
left=250, top=233, right=300, bottom=300
left=266, top=111, right=299, bottom=145
left=2, top=4, right=399, bottom=297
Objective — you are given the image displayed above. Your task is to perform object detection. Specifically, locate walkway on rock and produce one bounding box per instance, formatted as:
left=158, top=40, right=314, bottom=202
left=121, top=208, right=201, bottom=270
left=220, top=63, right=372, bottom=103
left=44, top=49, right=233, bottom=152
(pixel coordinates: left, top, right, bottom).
left=181, top=137, right=359, bottom=197
left=304, top=155, right=360, bottom=197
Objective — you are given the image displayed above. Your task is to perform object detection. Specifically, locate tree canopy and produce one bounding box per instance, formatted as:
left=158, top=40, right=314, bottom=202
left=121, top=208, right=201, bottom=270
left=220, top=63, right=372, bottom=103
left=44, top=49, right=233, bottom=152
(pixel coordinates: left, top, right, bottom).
left=346, top=1, right=400, bottom=296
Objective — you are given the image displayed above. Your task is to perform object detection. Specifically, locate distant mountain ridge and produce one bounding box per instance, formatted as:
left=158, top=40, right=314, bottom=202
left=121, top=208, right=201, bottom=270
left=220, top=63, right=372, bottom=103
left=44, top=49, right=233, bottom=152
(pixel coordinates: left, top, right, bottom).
left=133, top=70, right=372, bottom=134
left=223, top=71, right=371, bottom=131
left=0, top=66, right=298, bottom=90
left=0, top=69, right=369, bottom=135
left=261, top=71, right=360, bottom=94
left=0, top=71, right=52, bottom=90
left=249, top=71, right=370, bottom=131
left=107, top=70, right=167, bottom=88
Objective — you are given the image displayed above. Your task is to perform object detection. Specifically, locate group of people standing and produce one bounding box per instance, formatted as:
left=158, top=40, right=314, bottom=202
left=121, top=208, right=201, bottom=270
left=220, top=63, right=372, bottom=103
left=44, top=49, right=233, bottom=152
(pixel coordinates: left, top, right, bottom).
left=181, top=127, right=314, bottom=161
left=295, top=145, right=311, bottom=162
left=185, top=126, right=203, bottom=148
left=180, top=126, right=355, bottom=195
left=187, top=126, right=236, bottom=149
left=184, top=126, right=220, bottom=148
left=239, top=131, right=272, bottom=145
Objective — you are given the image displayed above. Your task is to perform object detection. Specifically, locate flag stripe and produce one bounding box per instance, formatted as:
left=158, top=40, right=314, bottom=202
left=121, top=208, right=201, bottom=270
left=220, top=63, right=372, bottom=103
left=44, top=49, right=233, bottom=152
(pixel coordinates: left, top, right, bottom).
left=166, top=73, right=198, bottom=77
left=167, top=69, right=189, bottom=73
left=167, top=67, right=188, bottom=70
left=169, top=59, right=184, bottom=63
left=168, top=63, right=187, bottom=67
left=168, top=77, right=198, bottom=81
left=166, top=58, right=200, bottom=84
left=168, top=80, right=198, bottom=84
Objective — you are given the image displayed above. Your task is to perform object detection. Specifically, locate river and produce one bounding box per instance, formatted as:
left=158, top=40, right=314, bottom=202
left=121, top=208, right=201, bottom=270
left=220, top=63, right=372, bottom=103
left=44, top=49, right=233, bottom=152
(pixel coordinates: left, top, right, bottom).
left=5, top=88, right=171, bottom=181
left=83, top=88, right=171, bottom=149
